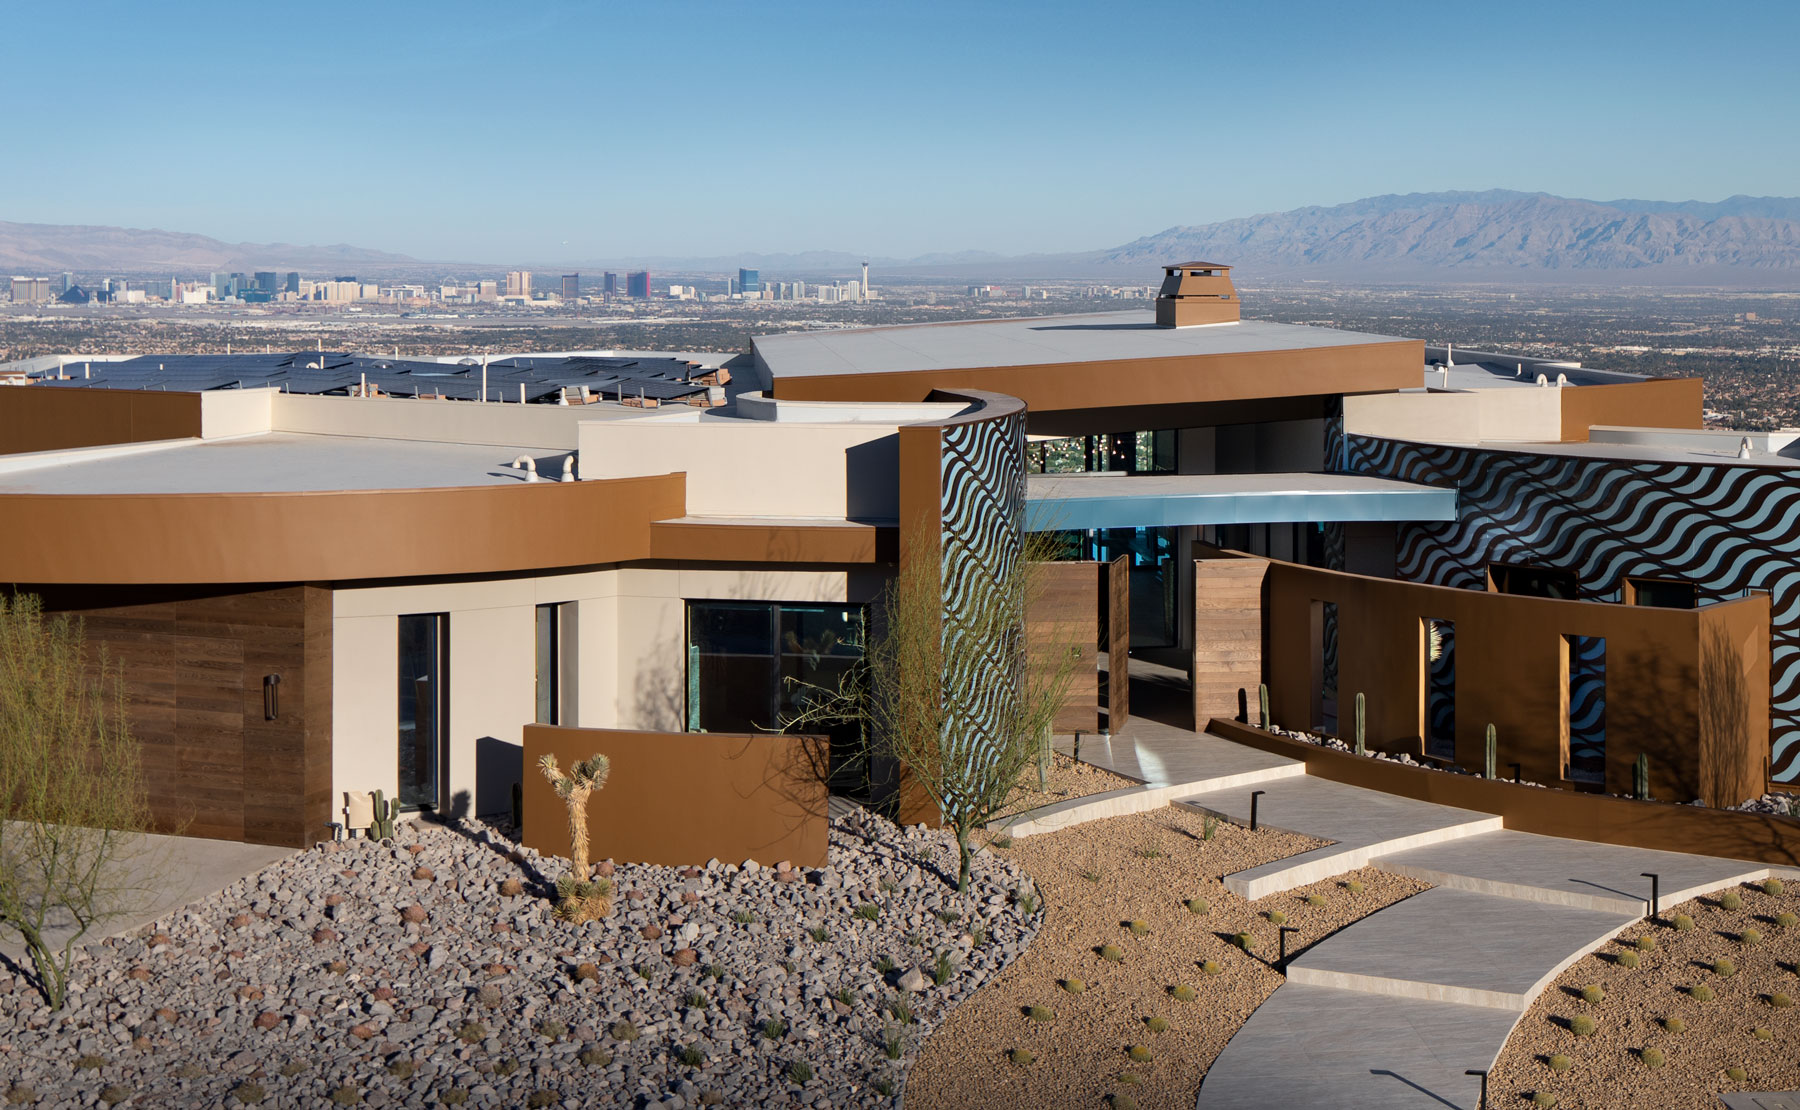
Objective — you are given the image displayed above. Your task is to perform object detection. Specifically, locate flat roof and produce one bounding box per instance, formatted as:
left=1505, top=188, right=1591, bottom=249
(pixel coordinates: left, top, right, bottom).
left=1026, top=472, right=1457, bottom=530
left=754, top=310, right=1412, bottom=379
left=0, top=433, right=576, bottom=494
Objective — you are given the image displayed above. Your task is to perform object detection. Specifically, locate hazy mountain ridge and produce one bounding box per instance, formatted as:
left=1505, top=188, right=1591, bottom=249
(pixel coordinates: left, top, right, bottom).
left=0, top=220, right=417, bottom=273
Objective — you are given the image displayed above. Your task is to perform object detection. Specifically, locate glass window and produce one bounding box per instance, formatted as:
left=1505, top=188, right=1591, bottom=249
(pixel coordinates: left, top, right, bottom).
left=1490, top=562, right=1579, bottom=600
left=535, top=604, right=559, bottom=725
left=1628, top=578, right=1697, bottom=609
left=398, top=613, right=446, bottom=811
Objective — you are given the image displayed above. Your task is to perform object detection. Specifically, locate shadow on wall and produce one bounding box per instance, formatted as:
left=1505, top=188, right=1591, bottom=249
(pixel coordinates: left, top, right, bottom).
left=1611, top=649, right=1700, bottom=802
left=475, top=736, right=521, bottom=819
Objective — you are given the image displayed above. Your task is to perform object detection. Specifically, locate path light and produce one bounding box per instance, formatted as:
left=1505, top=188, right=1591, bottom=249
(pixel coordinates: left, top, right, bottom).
left=1073, top=730, right=1084, bottom=763
left=1279, top=926, right=1299, bottom=967
left=1250, top=790, right=1266, bottom=832
left=1465, top=1069, right=1488, bottom=1110
left=1509, top=763, right=1522, bottom=783
left=1642, top=873, right=1660, bottom=919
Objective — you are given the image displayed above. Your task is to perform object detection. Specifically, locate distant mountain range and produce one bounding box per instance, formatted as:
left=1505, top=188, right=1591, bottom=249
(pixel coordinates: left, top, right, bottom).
left=7, top=190, right=1800, bottom=285
left=0, top=220, right=416, bottom=274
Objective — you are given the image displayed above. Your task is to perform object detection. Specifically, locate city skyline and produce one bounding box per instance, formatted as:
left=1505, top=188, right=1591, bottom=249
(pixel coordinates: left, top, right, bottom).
left=4, top=1, right=1797, bottom=263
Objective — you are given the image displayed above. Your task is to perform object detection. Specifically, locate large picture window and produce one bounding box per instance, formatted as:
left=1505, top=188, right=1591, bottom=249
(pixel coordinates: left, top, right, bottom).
left=398, top=613, right=448, bottom=811
left=687, top=601, right=867, bottom=795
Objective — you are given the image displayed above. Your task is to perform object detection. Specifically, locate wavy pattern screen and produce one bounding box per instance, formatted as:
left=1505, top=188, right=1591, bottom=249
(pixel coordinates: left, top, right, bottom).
left=1347, top=434, right=1800, bottom=782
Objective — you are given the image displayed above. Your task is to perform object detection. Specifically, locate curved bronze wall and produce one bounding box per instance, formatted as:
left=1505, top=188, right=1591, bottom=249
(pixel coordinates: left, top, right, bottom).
left=0, top=474, right=686, bottom=584
left=0, top=387, right=201, bottom=456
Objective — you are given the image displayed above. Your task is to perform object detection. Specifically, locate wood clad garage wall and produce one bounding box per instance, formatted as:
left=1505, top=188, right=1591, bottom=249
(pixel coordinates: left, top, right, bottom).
left=1193, top=556, right=1270, bottom=730
left=1028, top=561, right=1099, bottom=732
left=22, top=584, right=333, bottom=847
left=1107, top=555, right=1130, bottom=728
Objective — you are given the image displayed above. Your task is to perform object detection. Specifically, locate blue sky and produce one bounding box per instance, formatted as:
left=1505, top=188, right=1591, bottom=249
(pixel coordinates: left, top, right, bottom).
left=6, top=0, right=1797, bottom=263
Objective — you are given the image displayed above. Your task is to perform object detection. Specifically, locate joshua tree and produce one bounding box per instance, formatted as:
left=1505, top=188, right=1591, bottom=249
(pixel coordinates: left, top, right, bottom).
left=537, top=752, right=612, bottom=922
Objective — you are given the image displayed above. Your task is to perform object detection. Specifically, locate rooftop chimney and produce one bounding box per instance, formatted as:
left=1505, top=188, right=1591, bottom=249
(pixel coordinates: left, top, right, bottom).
left=1154, top=263, right=1239, bottom=327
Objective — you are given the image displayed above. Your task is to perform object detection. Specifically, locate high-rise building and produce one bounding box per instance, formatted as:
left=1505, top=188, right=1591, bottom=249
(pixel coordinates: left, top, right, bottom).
left=254, top=271, right=278, bottom=293
left=59, top=272, right=75, bottom=294
left=9, top=277, right=51, bottom=304
left=626, top=271, right=651, bottom=299
left=560, top=273, right=580, bottom=300
left=285, top=272, right=300, bottom=293
left=738, top=267, right=761, bottom=294
left=602, top=272, right=618, bottom=296
left=506, top=271, right=533, bottom=297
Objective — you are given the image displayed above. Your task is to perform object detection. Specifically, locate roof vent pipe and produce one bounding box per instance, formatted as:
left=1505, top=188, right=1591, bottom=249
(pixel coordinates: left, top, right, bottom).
left=1445, top=343, right=1454, bottom=368
left=1536, top=373, right=1550, bottom=387
left=1556, top=373, right=1568, bottom=388
left=481, top=356, right=488, bottom=403
left=511, top=455, right=538, bottom=482
left=1740, top=437, right=1753, bottom=460
left=561, top=456, right=576, bottom=482
left=1516, top=363, right=1523, bottom=377
left=520, top=382, right=527, bottom=404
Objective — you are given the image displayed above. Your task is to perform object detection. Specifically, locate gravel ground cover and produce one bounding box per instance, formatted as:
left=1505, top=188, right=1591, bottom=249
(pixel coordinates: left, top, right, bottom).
left=904, top=806, right=1430, bottom=1110
left=0, top=807, right=1039, bottom=1109
left=1001, top=753, right=1140, bottom=820
left=1493, top=878, right=1800, bottom=1109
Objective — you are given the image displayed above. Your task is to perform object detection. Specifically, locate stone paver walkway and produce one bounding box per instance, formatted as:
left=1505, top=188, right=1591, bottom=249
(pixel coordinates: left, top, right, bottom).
left=1033, top=717, right=1785, bottom=1110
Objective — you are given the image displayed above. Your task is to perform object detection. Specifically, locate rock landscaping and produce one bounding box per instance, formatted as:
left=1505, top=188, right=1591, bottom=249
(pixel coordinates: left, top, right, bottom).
left=1000, top=752, right=1139, bottom=821
left=1492, top=878, right=1800, bottom=1109
left=903, top=805, right=1430, bottom=1110
left=0, top=807, right=1039, bottom=1109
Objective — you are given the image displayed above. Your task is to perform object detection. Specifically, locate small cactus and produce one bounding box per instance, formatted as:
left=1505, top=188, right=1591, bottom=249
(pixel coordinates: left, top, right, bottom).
left=1484, top=724, right=1498, bottom=780
left=1258, top=683, right=1271, bottom=729
left=1353, top=692, right=1366, bottom=756
left=1633, top=753, right=1651, bottom=800
left=370, top=789, right=397, bottom=841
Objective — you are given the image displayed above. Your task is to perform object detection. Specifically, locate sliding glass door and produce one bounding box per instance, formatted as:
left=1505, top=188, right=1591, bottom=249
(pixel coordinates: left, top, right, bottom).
left=398, top=613, right=448, bottom=811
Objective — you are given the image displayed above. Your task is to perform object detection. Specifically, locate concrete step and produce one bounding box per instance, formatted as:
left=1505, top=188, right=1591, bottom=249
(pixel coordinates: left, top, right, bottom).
left=1196, top=983, right=1518, bottom=1110
left=1284, top=886, right=1637, bottom=1010
left=1375, top=828, right=1774, bottom=915
left=1174, top=775, right=1502, bottom=899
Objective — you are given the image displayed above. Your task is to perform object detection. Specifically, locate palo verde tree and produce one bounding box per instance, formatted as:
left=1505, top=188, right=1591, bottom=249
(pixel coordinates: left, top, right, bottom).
left=785, top=527, right=1080, bottom=894
left=537, top=752, right=613, bottom=923
left=0, top=594, right=157, bottom=1009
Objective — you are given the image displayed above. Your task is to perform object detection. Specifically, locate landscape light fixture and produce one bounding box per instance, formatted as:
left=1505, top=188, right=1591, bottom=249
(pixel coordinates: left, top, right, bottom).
left=1073, top=730, right=1084, bottom=762
left=1278, top=925, right=1300, bottom=966
left=1509, top=762, right=1522, bottom=783
left=1250, top=790, right=1266, bottom=831
left=1465, top=1069, right=1488, bottom=1110
left=1642, top=872, right=1660, bottom=919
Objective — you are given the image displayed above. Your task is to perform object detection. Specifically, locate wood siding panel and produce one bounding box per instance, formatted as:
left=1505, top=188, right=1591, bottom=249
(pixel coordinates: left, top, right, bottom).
left=1193, top=557, right=1270, bottom=730
left=1028, top=562, right=1099, bottom=733
left=1109, top=555, right=1130, bottom=729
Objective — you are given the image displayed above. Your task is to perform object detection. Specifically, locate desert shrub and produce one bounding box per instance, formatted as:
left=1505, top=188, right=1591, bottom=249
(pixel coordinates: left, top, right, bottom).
left=854, top=904, right=880, bottom=921
left=1127, top=1045, right=1153, bottom=1062
left=807, top=925, right=830, bottom=942
left=99, top=1087, right=131, bottom=1107
left=1344, top=880, right=1365, bottom=894
left=230, top=1084, right=265, bottom=1105
left=387, top=1060, right=415, bottom=1079
left=1742, top=929, right=1764, bottom=946
left=537, top=1019, right=568, bottom=1040
left=1754, top=1027, right=1774, bottom=1041
left=1728, top=1067, right=1749, bottom=1081
left=1027, top=1005, right=1055, bottom=1023
left=874, top=1078, right=895, bottom=1097
left=1533, top=1093, right=1558, bottom=1108
left=1186, top=898, right=1209, bottom=915
left=1547, top=1054, right=1572, bottom=1073
left=883, top=1024, right=905, bottom=1061
left=278, top=1063, right=305, bottom=1079
left=1721, top=891, right=1744, bottom=911
left=1009, top=1048, right=1033, bottom=1067
left=683, top=991, right=708, bottom=1011
left=1233, top=933, right=1255, bottom=952
left=1673, top=914, right=1695, bottom=932
left=1100, top=944, right=1124, bottom=963
left=887, top=996, right=914, bottom=1024
left=1580, top=984, right=1605, bottom=1004
left=930, top=951, right=955, bottom=985
left=1776, top=912, right=1798, bottom=929
left=438, top=1091, right=468, bottom=1107
left=1691, top=985, right=1715, bottom=1002
left=1716, top=957, right=1738, bottom=977
left=1305, top=894, right=1326, bottom=907
left=761, top=1018, right=788, bottom=1040
left=528, top=1093, right=561, bottom=1110
left=678, top=1044, right=705, bottom=1068
left=1082, top=870, right=1102, bottom=883
left=831, top=986, right=853, bottom=1007
left=1617, top=951, right=1640, bottom=968
left=329, top=1088, right=360, bottom=1106
left=1770, top=993, right=1794, bottom=1009
left=1112, top=1096, right=1138, bottom=1110
left=1202, top=815, right=1218, bottom=840
left=4, top=1090, right=34, bottom=1107
left=706, top=964, right=726, bottom=982
left=1017, top=889, right=1040, bottom=916
left=876, top=955, right=896, bottom=973
left=1265, top=910, right=1287, bottom=926
left=578, top=1047, right=611, bottom=1068
left=1663, top=1017, right=1687, bottom=1033
left=1763, top=878, right=1786, bottom=896
left=1062, top=978, right=1086, bottom=995
left=1135, top=845, right=1162, bottom=859
left=610, top=1020, right=639, bottom=1042
left=1570, top=1015, right=1596, bottom=1037
left=1201, top=959, right=1223, bottom=976
left=879, top=878, right=899, bottom=893
left=1635, top=935, right=1658, bottom=951
left=1145, top=1016, right=1169, bottom=1034
left=492, top=1060, right=518, bottom=1078
left=731, top=910, right=756, bottom=924
left=1116, top=1072, right=1141, bottom=1086
left=991, top=835, right=1013, bottom=850
left=75, top=1056, right=106, bottom=1071
left=1171, top=984, right=1197, bottom=1002
left=787, top=1061, right=813, bottom=1084
left=457, top=1022, right=486, bottom=1044
left=1127, top=920, right=1148, bottom=936
left=1642, top=1047, right=1665, bottom=1068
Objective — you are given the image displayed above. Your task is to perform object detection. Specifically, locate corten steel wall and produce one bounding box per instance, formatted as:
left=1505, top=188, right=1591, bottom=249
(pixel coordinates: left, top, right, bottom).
left=1558, top=378, right=1704, bottom=442
left=1261, top=560, right=1769, bottom=807
left=520, top=726, right=828, bottom=868
left=0, top=387, right=201, bottom=455
left=1193, top=556, right=1269, bottom=730
left=894, top=390, right=1029, bottom=824
left=771, top=339, right=1423, bottom=418
left=1105, top=555, right=1130, bottom=729
left=1209, top=719, right=1800, bottom=867
left=0, top=474, right=686, bottom=584
left=18, top=584, right=333, bottom=847
left=1346, top=433, right=1800, bottom=783
left=1028, top=561, right=1099, bottom=733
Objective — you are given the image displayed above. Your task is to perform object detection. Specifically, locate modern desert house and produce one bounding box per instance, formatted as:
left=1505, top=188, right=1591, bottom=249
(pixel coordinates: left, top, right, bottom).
left=0, top=264, right=1785, bottom=848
